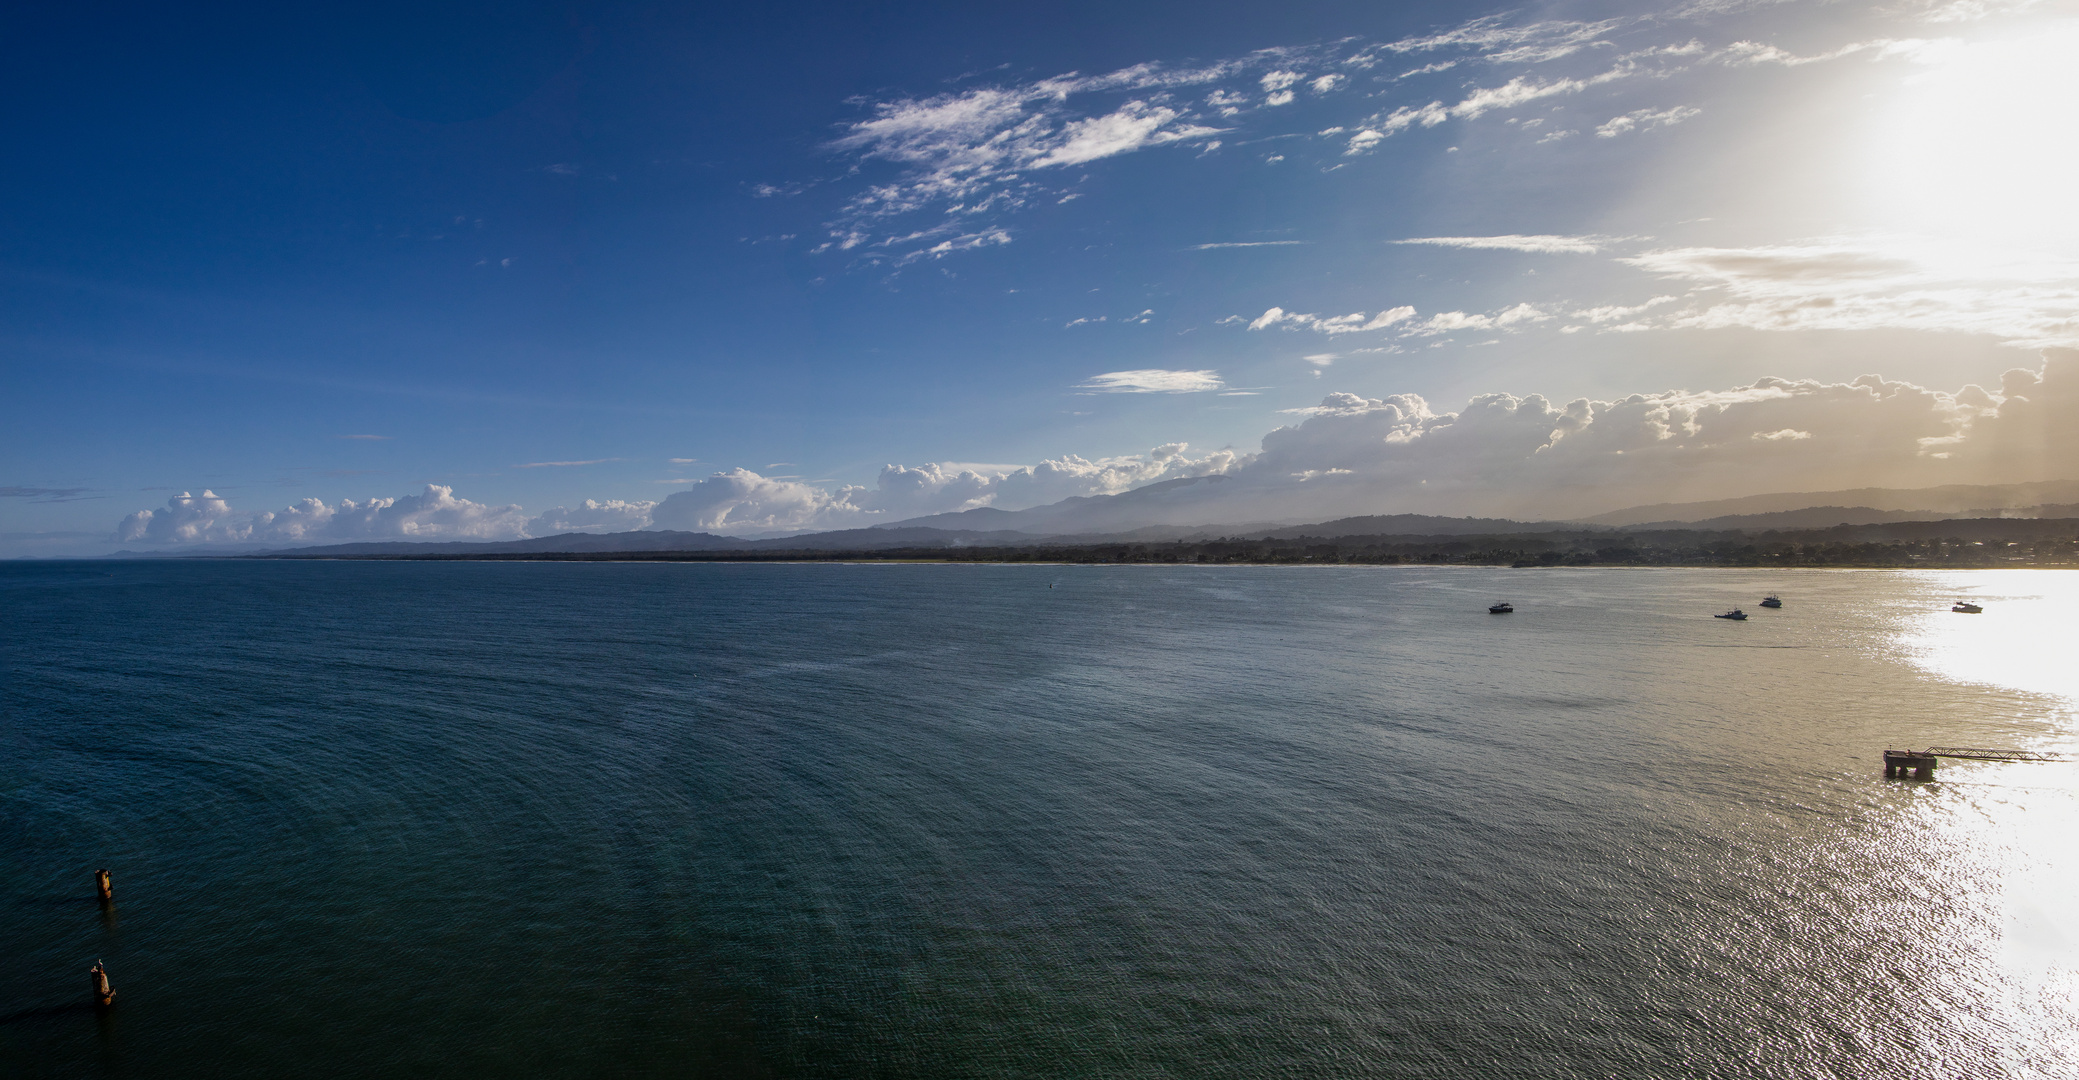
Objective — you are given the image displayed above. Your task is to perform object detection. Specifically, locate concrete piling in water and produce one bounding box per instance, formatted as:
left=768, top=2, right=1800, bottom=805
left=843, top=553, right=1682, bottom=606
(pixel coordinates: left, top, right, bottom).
left=95, top=869, right=112, bottom=904
left=90, top=962, right=114, bottom=1010
left=1882, top=750, right=1937, bottom=780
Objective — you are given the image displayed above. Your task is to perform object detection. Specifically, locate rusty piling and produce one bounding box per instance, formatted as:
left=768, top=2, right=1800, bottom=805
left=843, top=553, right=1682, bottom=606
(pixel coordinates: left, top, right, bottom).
left=89, top=961, right=114, bottom=1010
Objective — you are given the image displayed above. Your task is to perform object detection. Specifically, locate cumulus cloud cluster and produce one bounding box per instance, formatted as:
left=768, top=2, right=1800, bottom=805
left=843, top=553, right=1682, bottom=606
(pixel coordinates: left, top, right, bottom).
left=646, top=443, right=1244, bottom=533
left=114, top=445, right=1248, bottom=545
left=1178, top=350, right=2078, bottom=522
left=116, top=354, right=2076, bottom=545
left=117, top=486, right=532, bottom=546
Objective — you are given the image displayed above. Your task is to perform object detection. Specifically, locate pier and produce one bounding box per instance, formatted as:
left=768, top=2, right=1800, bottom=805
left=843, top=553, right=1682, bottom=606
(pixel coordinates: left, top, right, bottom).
left=1884, top=746, right=2069, bottom=779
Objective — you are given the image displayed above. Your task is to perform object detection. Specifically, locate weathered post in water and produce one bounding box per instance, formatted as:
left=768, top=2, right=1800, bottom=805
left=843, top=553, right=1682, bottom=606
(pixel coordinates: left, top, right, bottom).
left=95, top=869, right=112, bottom=903
left=89, top=962, right=114, bottom=1010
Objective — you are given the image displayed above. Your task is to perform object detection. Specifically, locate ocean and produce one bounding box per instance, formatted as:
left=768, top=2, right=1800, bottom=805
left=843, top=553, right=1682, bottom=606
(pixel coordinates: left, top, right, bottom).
left=4, top=560, right=2075, bottom=1077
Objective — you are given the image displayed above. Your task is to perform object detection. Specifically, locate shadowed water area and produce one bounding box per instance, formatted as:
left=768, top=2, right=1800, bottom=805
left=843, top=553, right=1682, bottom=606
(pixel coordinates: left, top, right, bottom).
left=3, top=561, right=2076, bottom=1077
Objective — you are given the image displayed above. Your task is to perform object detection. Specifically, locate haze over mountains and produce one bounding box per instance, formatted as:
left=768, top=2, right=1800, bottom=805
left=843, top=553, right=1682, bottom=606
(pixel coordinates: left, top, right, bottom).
left=181, top=479, right=2079, bottom=559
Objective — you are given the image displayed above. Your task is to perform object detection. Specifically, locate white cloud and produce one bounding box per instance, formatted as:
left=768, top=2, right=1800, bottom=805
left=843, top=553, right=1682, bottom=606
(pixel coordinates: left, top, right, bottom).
left=800, top=9, right=1993, bottom=259
left=645, top=444, right=1246, bottom=534
left=1410, top=310, right=1498, bottom=334
left=823, top=68, right=1236, bottom=250
left=1192, top=240, right=1306, bottom=249
left=1571, top=296, right=1680, bottom=323
left=528, top=499, right=657, bottom=534
left=1616, top=239, right=2079, bottom=347
left=1161, top=351, right=2079, bottom=521
left=1916, top=0, right=2048, bottom=23
left=1718, top=37, right=1946, bottom=67
left=1396, top=234, right=1620, bottom=254
left=1032, top=101, right=1184, bottom=167
left=516, top=458, right=616, bottom=468
left=1246, top=302, right=1551, bottom=338
left=112, top=355, right=2079, bottom=544
left=1450, top=75, right=1590, bottom=119
left=1596, top=105, right=1701, bottom=137
left=646, top=469, right=868, bottom=534
left=815, top=11, right=1703, bottom=246
left=1246, top=306, right=1416, bottom=334
left=116, top=486, right=530, bottom=546
left=1361, top=16, right=1623, bottom=63
left=1075, top=369, right=1227, bottom=393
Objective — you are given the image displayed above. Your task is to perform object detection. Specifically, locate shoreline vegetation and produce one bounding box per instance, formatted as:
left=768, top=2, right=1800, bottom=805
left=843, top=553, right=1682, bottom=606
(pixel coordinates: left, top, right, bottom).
left=248, top=518, right=2079, bottom=568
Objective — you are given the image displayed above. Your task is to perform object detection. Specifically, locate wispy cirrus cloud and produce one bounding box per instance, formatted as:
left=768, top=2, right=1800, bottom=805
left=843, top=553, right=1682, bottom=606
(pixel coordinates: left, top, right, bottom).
left=802, top=9, right=1965, bottom=265
left=1192, top=240, right=1307, bottom=250
left=1595, top=105, right=1701, bottom=137
left=1394, top=234, right=1626, bottom=255
left=1242, top=306, right=1417, bottom=334
left=1245, top=235, right=2079, bottom=348
left=1075, top=369, right=1227, bottom=393
left=1355, top=16, right=1624, bottom=64
left=1616, top=240, right=2079, bottom=347
left=1234, top=301, right=1561, bottom=341
left=1, top=485, right=97, bottom=502
left=808, top=13, right=1688, bottom=260
left=1717, top=37, right=1945, bottom=66
left=516, top=458, right=620, bottom=468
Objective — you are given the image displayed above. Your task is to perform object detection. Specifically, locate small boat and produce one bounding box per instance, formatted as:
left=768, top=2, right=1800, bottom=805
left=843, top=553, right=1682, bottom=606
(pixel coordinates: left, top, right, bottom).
left=1952, top=601, right=1982, bottom=614
left=1488, top=602, right=1514, bottom=614
left=1715, top=609, right=1747, bottom=620
left=1759, top=595, right=1782, bottom=608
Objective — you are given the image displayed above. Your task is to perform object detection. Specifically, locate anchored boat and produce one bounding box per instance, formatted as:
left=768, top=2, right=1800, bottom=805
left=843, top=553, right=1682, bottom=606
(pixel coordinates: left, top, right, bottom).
left=1488, top=602, right=1514, bottom=614
left=1952, top=601, right=1983, bottom=613
left=1759, top=595, right=1782, bottom=608
left=1715, top=609, right=1747, bottom=620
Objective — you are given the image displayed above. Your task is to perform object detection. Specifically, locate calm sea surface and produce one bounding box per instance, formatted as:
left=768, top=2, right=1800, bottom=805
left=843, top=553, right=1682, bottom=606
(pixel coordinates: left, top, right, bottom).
left=4, top=561, right=2076, bottom=1078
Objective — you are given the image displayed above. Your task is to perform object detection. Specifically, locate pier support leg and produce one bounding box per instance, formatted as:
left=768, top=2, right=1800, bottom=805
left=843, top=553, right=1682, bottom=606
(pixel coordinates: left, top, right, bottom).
left=95, top=869, right=111, bottom=904
left=1915, top=764, right=1934, bottom=780
left=1885, top=764, right=1897, bottom=778
left=89, top=963, right=113, bottom=1011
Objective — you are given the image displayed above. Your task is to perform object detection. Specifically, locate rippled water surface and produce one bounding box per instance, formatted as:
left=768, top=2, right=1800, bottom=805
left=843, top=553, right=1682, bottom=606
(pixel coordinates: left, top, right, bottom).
left=4, top=561, right=2076, bottom=1078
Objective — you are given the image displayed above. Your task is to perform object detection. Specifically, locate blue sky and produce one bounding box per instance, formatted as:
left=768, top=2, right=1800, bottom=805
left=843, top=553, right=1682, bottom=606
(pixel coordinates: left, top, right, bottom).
left=5, top=0, right=2076, bottom=552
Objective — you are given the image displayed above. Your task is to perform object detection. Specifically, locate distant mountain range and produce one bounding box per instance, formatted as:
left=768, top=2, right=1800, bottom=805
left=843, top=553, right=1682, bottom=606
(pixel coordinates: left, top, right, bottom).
left=216, top=477, right=2079, bottom=559
left=1583, top=480, right=2079, bottom=527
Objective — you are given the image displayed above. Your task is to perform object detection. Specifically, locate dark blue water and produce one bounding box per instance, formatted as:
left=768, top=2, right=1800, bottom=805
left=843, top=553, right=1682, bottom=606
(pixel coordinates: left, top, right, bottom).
left=5, top=561, right=2076, bottom=1077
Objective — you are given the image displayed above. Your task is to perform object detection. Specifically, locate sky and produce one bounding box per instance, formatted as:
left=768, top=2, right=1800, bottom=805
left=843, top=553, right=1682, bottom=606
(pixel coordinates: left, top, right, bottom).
left=4, top=0, right=2076, bottom=554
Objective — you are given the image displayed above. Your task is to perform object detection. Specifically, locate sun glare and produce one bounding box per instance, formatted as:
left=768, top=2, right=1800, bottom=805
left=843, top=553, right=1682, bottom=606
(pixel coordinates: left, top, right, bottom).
left=1902, top=570, right=2079, bottom=721
left=1863, top=21, right=2079, bottom=248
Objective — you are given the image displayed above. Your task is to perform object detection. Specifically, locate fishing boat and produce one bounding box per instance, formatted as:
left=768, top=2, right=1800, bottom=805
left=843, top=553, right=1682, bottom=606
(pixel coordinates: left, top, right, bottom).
left=1488, top=602, right=1513, bottom=614
left=1952, top=601, right=1983, bottom=614
left=1715, top=609, right=1748, bottom=620
left=1759, top=595, right=1782, bottom=608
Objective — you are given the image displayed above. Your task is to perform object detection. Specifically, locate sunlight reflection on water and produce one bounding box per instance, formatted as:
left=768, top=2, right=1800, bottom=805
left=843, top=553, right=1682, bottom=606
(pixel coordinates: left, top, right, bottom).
left=1891, top=570, right=2079, bottom=1072
left=1900, top=570, right=2079, bottom=717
